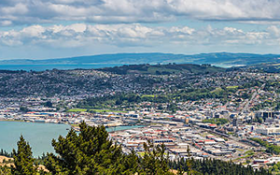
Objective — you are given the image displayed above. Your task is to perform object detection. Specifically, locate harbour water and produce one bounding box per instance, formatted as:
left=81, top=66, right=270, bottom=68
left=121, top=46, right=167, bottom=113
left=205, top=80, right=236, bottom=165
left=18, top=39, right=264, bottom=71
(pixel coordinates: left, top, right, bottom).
left=0, top=121, right=143, bottom=157
left=0, top=64, right=123, bottom=71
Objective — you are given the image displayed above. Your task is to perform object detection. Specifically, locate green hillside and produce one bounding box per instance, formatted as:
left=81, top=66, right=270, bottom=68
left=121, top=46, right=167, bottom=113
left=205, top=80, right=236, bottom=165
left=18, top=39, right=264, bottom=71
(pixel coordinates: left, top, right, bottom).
left=97, top=63, right=225, bottom=75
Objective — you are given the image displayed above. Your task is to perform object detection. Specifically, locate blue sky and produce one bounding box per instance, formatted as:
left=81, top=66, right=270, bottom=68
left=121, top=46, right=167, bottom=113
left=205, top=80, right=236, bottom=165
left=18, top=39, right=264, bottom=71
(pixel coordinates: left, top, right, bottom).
left=1, top=0, right=280, bottom=60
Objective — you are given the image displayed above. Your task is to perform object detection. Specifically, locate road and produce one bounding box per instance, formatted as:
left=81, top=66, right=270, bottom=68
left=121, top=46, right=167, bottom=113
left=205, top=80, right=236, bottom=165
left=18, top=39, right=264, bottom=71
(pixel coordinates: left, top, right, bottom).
left=241, top=83, right=265, bottom=113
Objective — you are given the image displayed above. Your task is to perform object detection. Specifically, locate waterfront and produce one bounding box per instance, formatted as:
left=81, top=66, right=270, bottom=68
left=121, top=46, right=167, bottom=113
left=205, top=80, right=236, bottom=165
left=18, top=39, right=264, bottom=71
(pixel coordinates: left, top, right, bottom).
left=0, top=121, right=143, bottom=157
left=0, top=64, right=123, bottom=71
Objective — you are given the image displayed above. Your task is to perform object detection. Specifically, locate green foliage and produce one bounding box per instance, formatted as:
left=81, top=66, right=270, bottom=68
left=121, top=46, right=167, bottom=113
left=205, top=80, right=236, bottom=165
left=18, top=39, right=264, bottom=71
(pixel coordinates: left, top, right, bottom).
left=44, top=101, right=53, bottom=108
left=169, top=158, right=270, bottom=175
left=67, top=108, right=125, bottom=113
left=19, top=106, right=29, bottom=113
left=0, top=166, right=12, bottom=175
left=11, top=136, right=38, bottom=175
left=253, top=117, right=263, bottom=124
left=6, top=123, right=271, bottom=175
left=44, top=121, right=138, bottom=175
left=202, top=118, right=229, bottom=126
left=97, top=64, right=225, bottom=75
left=251, top=138, right=280, bottom=154
left=226, top=86, right=239, bottom=89
left=252, top=101, right=274, bottom=111
left=77, top=93, right=165, bottom=109
left=270, top=162, right=280, bottom=173
left=140, top=141, right=173, bottom=175
left=67, top=108, right=87, bottom=112
left=174, top=88, right=232, bottom=101
left=0, top=149, right=14, bottom=158
left=167, top=103, right=178, bottom=113
left=77, top=87, right=236, bottom=109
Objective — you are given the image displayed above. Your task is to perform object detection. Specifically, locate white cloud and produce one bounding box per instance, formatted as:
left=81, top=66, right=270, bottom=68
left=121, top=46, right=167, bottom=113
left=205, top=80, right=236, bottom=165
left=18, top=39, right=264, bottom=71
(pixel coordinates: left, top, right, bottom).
left=0, top=20, right=12, bottom=26
left=1, top=3, right=28, bottom=15
left=21, top=25, right=46, bottom=38
left=267, top=25, right=280, bottom=37
left=1, top=0, right=280, bottom=26
left=1, top=23, right=280, bottom=49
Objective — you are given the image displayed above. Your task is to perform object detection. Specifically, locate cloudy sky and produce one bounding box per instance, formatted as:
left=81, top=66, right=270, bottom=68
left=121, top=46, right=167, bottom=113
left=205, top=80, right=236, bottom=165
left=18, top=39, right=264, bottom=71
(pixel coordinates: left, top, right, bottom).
left=1, top=0, right=280, bottom=59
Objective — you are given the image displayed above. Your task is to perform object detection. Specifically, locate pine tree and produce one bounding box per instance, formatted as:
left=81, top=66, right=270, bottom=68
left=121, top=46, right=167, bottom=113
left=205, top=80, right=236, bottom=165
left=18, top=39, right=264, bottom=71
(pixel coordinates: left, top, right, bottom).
left=122, top=150, right=140, bottom=174
left=44, top=121, right=137, bottom=175
left=0, top=165, right=12, bottom=175
left=140, top=141, right=173, bottom=175
left=11, top=135, right=37, bottom=175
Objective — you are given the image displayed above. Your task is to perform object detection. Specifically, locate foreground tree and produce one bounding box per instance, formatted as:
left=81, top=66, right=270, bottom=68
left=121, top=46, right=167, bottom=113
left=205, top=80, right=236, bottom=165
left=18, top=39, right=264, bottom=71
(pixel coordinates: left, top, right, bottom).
left=140, top=141, right=173, bottom=175
left=169, top=158, right=271, bottom=175
left=44, top=121, right=136, bottom=175
left=11, top=136, right=37, bottom=175
left=9, top=123, right=272, bottom=175
left=0, top=166, right=12, bottom=175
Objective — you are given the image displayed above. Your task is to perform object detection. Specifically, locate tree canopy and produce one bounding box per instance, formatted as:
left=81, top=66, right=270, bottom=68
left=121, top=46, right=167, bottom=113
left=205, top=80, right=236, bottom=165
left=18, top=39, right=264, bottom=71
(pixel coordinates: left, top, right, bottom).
left=0, top=122, right=272, bottom=175
left=11, top=135, right=38, bottom=175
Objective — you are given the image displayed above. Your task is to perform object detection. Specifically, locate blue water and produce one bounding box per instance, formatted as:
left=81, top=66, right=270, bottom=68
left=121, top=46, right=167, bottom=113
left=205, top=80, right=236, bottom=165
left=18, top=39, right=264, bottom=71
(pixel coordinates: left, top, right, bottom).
left=0, top=122, right=70, bottom=157
left=0, top=64, right=124, bottom=71
left=0, top=121, right=143, bottom=157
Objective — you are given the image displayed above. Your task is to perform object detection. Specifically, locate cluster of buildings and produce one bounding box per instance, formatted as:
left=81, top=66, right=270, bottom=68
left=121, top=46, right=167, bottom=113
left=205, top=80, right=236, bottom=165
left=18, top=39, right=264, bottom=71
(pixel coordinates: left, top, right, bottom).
left=110, top=125, right=252, bottom=161
left=2, top=69, right=280, bottom=171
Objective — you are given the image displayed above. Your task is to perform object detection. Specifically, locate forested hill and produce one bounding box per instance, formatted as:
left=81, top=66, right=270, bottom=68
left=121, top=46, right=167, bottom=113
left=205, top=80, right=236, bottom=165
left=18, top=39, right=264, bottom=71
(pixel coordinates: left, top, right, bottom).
left=96, top=64, right=225, bottom=75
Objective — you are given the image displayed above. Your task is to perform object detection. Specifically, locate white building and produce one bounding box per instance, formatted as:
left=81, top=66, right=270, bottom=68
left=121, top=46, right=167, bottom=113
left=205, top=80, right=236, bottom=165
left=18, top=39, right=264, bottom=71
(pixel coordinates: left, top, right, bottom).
left=255, top=126, right=280, bottom=135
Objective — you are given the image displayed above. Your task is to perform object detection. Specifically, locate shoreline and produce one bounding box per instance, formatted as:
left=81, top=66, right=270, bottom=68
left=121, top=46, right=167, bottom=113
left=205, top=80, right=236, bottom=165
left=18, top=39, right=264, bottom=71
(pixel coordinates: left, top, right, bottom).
left=0, top=119, right=145, bottom=131
left=0, top=121, right=145, bottom=157
left=0, top=119, right=68, bottom=125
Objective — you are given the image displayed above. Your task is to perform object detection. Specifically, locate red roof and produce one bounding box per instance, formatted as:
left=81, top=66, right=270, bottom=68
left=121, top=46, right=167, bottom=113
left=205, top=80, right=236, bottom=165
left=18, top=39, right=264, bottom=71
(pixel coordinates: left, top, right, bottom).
left=204, top=140, right=215, bottom=142
left=209, top=124, right=216, bottom=126
left=143, top=131, right=154, bottom=134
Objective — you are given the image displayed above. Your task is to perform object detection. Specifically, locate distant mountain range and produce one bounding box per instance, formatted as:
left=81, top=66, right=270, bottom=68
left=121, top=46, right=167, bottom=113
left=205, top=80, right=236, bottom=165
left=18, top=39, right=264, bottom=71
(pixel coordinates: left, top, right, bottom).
left=1, top=52, right=280, bottom=70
